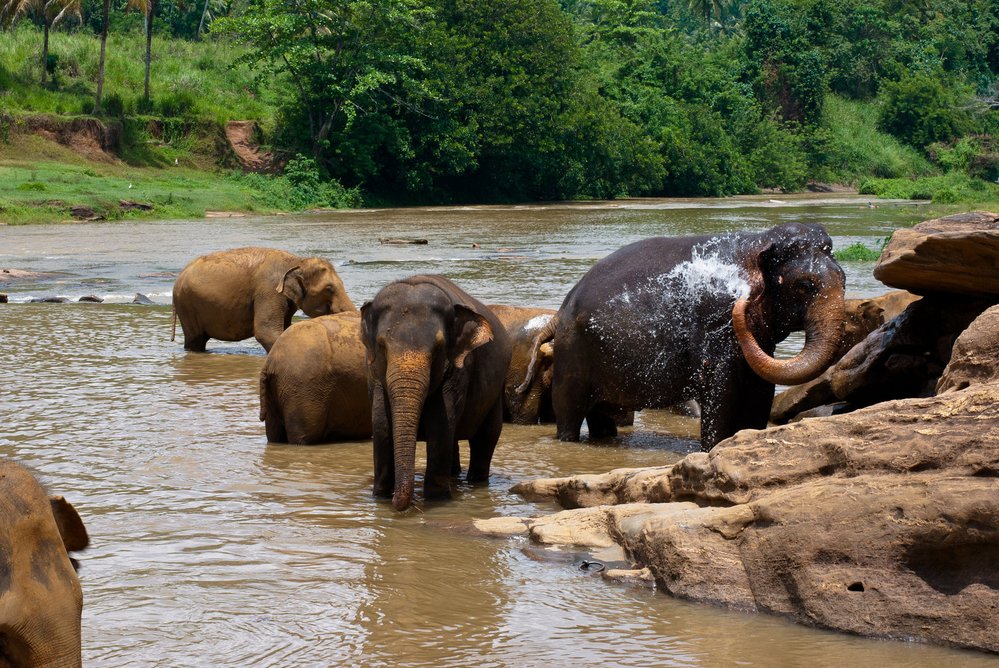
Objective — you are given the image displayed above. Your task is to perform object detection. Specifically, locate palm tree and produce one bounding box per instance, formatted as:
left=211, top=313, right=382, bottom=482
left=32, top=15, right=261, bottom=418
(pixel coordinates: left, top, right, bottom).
left=0, top=0, right=81, bottom=85
left=128, top=0, right=154, bottom=102
left=92, top=0, right=109, bottom=113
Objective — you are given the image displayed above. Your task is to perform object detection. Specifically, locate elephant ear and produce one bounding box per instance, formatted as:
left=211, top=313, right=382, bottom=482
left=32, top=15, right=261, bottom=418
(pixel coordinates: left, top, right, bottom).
left=49, top=496, right=89, bottom=553
left=277, top=266, right=305, bottom=305
left=741, top=237, right=779, bottom=304
left=359, top=301, right=376, bottom=365
left=451, top=304, right=494, bottom=369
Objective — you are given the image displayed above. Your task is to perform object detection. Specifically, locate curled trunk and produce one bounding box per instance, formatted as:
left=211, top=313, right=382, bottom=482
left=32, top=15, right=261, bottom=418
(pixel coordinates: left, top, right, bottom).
left=386, top=353, right=431, bottom=511
left=733, top=283, right=846, bottom=386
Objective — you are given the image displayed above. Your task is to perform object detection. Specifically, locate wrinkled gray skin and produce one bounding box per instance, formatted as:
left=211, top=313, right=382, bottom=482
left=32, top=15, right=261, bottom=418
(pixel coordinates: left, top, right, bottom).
left=172, top=247, right=356, bottom=352
left=521, top=223, right=846, bottom=451
left=361, top=276, right=512, bottom=511
left=259, top=312, right=372, bottom=444
left=0, top=459, right=89, bottom=668
left=488, top=305, right=557, bottom=424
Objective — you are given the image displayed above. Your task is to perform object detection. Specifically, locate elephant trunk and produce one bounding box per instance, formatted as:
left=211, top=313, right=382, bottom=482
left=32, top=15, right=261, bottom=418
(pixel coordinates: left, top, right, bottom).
left=386, top=351, right=432, bottom=511
left=733, top=280, right=846, bottom=386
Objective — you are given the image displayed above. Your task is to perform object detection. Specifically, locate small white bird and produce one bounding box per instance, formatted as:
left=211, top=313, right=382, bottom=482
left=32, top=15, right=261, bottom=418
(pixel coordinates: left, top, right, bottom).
left=174, top=158, right=179, bottom=165
left=128, top=182, right=133, bottom=189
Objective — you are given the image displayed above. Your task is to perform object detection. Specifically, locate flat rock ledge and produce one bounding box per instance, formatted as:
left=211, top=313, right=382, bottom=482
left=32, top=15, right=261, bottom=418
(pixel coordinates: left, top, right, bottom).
left=483, top=381, right=999, bottom=654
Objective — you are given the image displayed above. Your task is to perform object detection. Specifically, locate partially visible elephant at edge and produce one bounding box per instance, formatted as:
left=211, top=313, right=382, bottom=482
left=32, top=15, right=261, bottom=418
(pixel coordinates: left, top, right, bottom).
left=521, top=222, right=846, bottom=451
left=488, top=304, right=557, bottom=424
left=172, top=247, right=356, bottom=352
left=0, top=459, right=89, bottom=668
left=361, top=275, right=512, bottom=511
left=259, top=312, right=372, bottom=444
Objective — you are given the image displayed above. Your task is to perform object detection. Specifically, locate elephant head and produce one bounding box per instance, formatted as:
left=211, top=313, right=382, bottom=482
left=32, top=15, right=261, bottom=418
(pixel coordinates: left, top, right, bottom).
left=278, top=257, right=356, bottom=317
left=732, top=222, right=846, bottom=386
left=361, top=280, right=495, bottom=511
left=0, top=461, right=89, bottom=668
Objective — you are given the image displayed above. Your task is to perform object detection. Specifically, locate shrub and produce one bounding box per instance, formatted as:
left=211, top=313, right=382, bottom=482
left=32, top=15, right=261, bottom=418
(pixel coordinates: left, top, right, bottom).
left=878, top=71, right=978, bottom=149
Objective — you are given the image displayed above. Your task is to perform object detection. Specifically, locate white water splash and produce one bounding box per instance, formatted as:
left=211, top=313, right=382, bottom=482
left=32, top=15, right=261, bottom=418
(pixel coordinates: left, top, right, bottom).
left=524, top=314, right=552, bottom=331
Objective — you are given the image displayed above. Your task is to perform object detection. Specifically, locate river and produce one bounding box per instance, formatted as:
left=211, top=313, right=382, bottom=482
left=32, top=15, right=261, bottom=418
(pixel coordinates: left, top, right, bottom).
left=1, top=196, right=993, bottom=666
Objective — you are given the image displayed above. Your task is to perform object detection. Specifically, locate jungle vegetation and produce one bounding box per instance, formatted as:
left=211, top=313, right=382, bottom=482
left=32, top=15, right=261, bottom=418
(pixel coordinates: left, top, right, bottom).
left=2, top=0, right=999, bottom=208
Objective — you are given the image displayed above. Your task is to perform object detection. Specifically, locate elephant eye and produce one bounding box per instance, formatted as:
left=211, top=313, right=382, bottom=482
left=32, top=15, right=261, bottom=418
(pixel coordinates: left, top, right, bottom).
left=796, top=278, right=817, bottom=294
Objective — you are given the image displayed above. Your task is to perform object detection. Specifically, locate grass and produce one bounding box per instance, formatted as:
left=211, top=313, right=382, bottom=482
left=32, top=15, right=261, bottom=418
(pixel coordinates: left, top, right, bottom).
left=834, top=240, right=887, bottom=262
left=859, top=171, right=999, bottom=205
left=0, top=135, right=359, bottom=224
left=0, top=24, right=289, bottom=126
left=816, top=95, right=937, bottom=183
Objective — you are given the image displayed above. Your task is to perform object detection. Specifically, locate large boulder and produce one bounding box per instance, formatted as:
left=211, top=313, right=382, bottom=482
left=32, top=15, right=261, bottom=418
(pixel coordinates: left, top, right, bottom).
left=873, top=211, right=999, bottom=296
left=937, top=304, right=999, bottom=394
left=492, top=381, right=999, bottom=654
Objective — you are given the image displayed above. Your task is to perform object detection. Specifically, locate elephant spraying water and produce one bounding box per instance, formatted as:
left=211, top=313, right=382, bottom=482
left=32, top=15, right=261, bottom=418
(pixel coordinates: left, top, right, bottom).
left=520, top=222, right=846, bottom=451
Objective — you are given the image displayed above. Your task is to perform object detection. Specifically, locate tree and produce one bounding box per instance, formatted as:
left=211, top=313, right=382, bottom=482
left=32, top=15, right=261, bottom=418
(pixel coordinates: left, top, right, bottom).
left=214, top=0, right=429, bottom=161
left=0, top=0, right=81, bottom=85
left=127, top=0, right=155, bottom=102
left=92, top=0, right=110, bottom=113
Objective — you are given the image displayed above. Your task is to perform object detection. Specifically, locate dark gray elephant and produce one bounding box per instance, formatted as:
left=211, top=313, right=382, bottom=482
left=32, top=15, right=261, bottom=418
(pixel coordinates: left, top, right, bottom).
left=172, top=247, right=356, bottom=352
left=259, top=312, right=372, bottom=444
left=521, top=222, right=846, bottom=451
left=0, top=459, right=89, bottom=668
left=488, top=305, right=557, bottom=424
left=361, top=275, right=512, bottom=511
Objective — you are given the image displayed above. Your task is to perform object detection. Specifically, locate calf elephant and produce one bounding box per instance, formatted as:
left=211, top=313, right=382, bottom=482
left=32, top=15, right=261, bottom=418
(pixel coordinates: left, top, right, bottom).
left=488, top=305, right=557, bottom=424
left=172, top=247, right=356, bottom=352
left=521, top=222, right=846, bottom=451
left=361, top=275, right=512, bottom=511
left=0, top=459, right=89, bottom=668
left=259, top=312, right=372, bottom=444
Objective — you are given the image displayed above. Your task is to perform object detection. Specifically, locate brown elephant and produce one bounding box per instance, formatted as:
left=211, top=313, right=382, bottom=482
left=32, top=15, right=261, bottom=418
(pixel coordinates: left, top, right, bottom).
left=0, top=459, right=89, bottom=668
left=487, top=305, right=557, bottom=424
left=172, top=247, right=356, bottom=352
left=259, top=312, right=372, bottom=444
left=361, top=275, right=512, bottom=511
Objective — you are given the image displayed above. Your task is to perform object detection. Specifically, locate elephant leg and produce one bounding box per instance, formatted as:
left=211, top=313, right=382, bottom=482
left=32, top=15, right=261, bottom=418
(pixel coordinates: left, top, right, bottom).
left=423, top=391, right=455, bottom=500
left=698, top=362, right=773, bottom=451
left=553, top=378, right=587, bottom=442
left=585, top=404, right=618, bottom=439
left=371, top=390, right=394, bottom=498
left=184, top=330, right=209, bottom=352
left=264, top=412, right=287, bottom=444
left=467, top=399, right=503, bottom=484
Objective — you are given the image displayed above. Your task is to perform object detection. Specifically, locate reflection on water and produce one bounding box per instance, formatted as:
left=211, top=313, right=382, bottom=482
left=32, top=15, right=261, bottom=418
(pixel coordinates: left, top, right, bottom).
left=1, top=199, right=991, bottom=666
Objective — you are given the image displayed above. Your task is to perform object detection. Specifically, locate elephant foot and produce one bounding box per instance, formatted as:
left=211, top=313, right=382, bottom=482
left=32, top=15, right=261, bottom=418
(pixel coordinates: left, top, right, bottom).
left=373, top=482, right=394, bottom=499
left=424, top=476, right=454, bottom=500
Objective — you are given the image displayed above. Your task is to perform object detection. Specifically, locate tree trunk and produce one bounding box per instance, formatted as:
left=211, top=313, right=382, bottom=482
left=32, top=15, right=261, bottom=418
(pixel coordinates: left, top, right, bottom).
left=41, top=23, right=49, bottom=85
left=197, top=0, right=210, bottom=39
left=144, top=0, right=154, bottom=102
left=93, top=0, right=111, bottom=115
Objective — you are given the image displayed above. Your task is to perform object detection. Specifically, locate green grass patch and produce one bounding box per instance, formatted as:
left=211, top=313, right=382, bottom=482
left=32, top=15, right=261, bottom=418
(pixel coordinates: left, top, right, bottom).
left=813, top=96, right=937, bottom=183
left=859, top=171, right=999, bottom=205
left=0, top=24, right=289, bottom=126
left=834, top=241, right=885, bottom=262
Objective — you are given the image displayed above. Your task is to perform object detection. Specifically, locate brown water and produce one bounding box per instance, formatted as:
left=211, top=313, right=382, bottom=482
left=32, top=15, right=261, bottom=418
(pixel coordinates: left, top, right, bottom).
left=1, top=196, right=994, bottom=666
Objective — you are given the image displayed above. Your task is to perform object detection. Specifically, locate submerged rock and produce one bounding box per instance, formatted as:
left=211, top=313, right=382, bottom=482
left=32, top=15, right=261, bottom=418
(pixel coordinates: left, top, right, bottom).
left=936, top=304, right=999, bottom=394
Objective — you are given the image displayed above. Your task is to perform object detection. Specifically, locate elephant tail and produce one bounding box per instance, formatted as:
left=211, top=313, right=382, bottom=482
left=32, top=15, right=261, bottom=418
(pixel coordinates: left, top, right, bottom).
left=516, top=314, right=558, bottom=395
left=258, top=368, right=270, bottom=423
left=171, top=306, right=177, bottom=342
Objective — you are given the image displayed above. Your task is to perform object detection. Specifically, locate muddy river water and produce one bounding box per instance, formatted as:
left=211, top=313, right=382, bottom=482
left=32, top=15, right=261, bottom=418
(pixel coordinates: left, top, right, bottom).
left=1, top=196, right=994, bottom=666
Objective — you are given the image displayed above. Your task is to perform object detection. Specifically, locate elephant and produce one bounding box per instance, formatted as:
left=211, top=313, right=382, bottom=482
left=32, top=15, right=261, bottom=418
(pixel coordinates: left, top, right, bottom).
left=259, top=312, right=372, bottom=444
left=487, top=305, right=557, bottom=424
left=361, top=275, right=512, bottom=511
left=520, top=222, right=846, bottom=451
left=172, top=247, right=356, bottom=352
left=0, top=459, right=89, bottom=668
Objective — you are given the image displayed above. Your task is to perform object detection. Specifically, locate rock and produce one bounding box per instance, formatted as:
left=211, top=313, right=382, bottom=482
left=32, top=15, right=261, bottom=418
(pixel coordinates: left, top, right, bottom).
left=771, top=291, right=920, bottom=424
left=379, top=238, right=428, bottom=245
left=78, top=295, right=104, bottom=303
left=0, top=293, right=7, bottom=303
left=118, top=199, right=153, bottom=212
left=511, top=466, right=675, bottom=509
left=873, top=211, right=999, bottom=296
left=132, top=293, right=154, bottom=305
left=829, top=295, right=992, bottom=407
left=70, top=205, right=103, bottom=221
left=503, top=381, right=999, bottom=653
left=29, top=296, right=69, bottom=303
left=937, top=304, right=999, bottom=394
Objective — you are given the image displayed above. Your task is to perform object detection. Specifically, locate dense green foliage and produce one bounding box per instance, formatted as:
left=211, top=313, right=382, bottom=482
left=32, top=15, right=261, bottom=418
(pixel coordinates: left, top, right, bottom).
left=3, top=0, right=999, bottom=207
